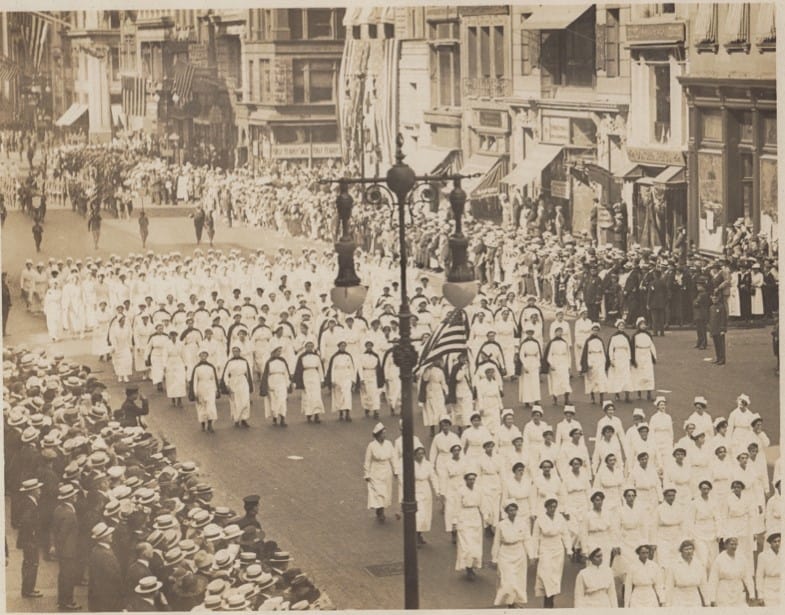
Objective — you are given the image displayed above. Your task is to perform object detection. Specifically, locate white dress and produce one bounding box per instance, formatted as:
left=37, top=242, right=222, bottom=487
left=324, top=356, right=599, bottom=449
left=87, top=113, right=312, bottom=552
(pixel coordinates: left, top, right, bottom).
left=328, top=352, right=355, bottom=413
left=582, top=336, right=607, bottom=394
left=492, top=516, right=532, bottom=606
left=263, top=357, right=290, bottom=419
left=163, top=339, right=187, bottom=398
left=630, top=331, right=656, bottom=391
left=414, top=458, right=439, bottom=533
left=109, top=324, right=133, bottom=378
left=190, top=361, right=219, bottom=423
left=299, top=353, right=324, bottom=416
left=92, top=307, right=113, bottom=356
left=363, top=439, right=396, bottom=509
left=455, top=485, right=483, bottom=570
left=573, top=317, right=593, bottom=370
left=664, top=556, right=708, bottom=607
left=222, top=357, right=252, bottom=422
left=624, top=558, right=664, bottom=607
left=517, top=338, right=542, bottom=404
left=421, top=365, right=447, bottom=427
left=605, top=333, right=632, bottom=394
left=728, top=272, right=741, bottom=317
left=359, top=352, right=382, bottom=412
left=544, top=338, right=571, bottom=397
left=707, top=551, right=753, bottom=606
left=750, top=271, right=764, bottom=315
left=574, top=564, right=618, bottom=608
left=532, top=513, right=570, bottom=597
left=755, top=547, right=781, bottom=606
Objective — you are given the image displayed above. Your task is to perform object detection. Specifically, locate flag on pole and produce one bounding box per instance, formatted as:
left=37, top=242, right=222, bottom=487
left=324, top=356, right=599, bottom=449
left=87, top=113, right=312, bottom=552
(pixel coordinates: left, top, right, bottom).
left=21, top=14, right=48, bottom=72
left=172, top=62, right=195, bottom=107
left=0, top=56, right=20, bottom=82
left=122, top=75, right=147, bottom=118
left=415, top=308, right=470, bottom=374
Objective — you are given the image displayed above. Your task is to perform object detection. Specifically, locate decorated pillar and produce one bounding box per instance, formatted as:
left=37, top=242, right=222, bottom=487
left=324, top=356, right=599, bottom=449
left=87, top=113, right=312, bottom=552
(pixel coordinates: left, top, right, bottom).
left=87, top=52, right=112, bottom=143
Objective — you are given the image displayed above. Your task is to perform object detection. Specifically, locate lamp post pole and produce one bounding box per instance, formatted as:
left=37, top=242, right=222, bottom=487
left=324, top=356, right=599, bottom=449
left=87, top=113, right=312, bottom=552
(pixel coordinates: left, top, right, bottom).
left=321, top=134, right=478, bottom=610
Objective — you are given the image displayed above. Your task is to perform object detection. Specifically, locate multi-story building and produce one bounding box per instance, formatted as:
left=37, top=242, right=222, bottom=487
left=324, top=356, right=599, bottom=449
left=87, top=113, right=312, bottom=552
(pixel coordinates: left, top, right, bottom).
left=238, top=8, right=345, bottom=170
left=679, top=2, right=777, bottom=253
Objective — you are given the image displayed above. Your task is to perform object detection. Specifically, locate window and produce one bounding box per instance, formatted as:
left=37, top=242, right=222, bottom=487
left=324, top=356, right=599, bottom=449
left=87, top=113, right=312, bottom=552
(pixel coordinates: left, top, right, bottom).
left=311, top=125, right=338, bottom=143
left=259, top=59, right=270, bottom=102
left=352, top=26, right=361, bottom=40
left=520, top=17, right=531, bottom=75
left=604, top=9, right=620, bottom=78
left=292, top=60, right=336, bottom=103
left=737, top=110, right=753, bottom=143
left=467, top=24, right=506, bottom=81
left=384, top=23, right=395, bottom=38
left=110, top=47, right=120, bottom=81
left=307, top=9, right=333, bottom=39
left=429, top=21, right=459, bottom=40
left=468, top=27, right=478, bottom=78
left=700, top=109, right=723, bottom=143
left=740, top=152, right=753, bottom=219
left=662, top=3, right=676, bottom=13
left=653, top=65, right=671, bottom=144
left=288, top=9, right=303, bottom=39
left=480, top=27, right=491, bottom=77
left=493, top=26, right=505, bottom=78
left=368, top=24, right=378, bottom=39
left=249, top=59, right=258, bottom=101
left=762, top=113, right=777, bottom=146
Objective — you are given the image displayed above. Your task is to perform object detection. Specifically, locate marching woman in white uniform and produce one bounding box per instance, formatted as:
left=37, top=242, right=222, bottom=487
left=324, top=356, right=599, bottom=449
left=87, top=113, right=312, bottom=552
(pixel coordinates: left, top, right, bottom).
left=446, top=353, right=474, bottom=428
left=146, top=323, right=169, bottom=392
left=654, top=485, right=687, bottom=569
left=574, top=546, right=618, bottom=608
left=461, top=412, right=493, bottom=468
left=573, top=307, right=593, bottom=370
left=623, top=544, right=664, bottom=607
left=259, top=346, right=292, bottom=427
left=163, top=330, right=187, bottom=407
left=419, top=359, right=448, bottom=435
left=478, top=441, right=503, bottom=533
left=189, top=348, right=220, bottom=433
left=292, top=340, right=324, bottom=422
left=532, top=497, right=571, bottom=608
left=455, top=472, right=484, bottom=579
left=755, top=532, right=781, bottom=606
left=561, top=457, right=591, bottom=549
left=687, top=479, right=721, bottom=571
left=443, top=444, right=466, bottom=539
left=132, top=313, right=154, bottom=376
left=616, top=488, right=652, bottom=579
left=502, top=462, right=534, bottom=524
left=221, top=346, right=254, bottom=428
left=109, top=315, right=133, bottom=383
left=664, top=540, right=709, bottom=607
left=491, top=501, right=533, bottom=607
left=542, top=326, right=572, bottom=405
left=606, top=320, right=632, bottom=402
left=517, top=327, right=542, bottom=406
left=629, top=317, right=657, bottom=400
left=711, top=445, right=735, bottom=503
left=413, top=446, right=440, bottom=545
left=92, top=300, right=113, bottom=361
left=382, top=347, right=401, bottom=416
left=359, top=341, right=384, bottom=420
left=722, top=479, right=757, bottom=571
left=429, top=417, right=461, bottom=497
left=707, top=536, right=755, bottom=606
left=363, top=423, right=397, bottom=523
left=579, top=323, right=607, bottom=403
left=325, top=341, right=356, bottom=422
left=43, top=282, right=63, bottom=341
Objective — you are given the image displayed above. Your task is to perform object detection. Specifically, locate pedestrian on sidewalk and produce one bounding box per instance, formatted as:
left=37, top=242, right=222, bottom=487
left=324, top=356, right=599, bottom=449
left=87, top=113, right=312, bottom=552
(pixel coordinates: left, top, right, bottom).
left=52, top=484, right=81, bottom=611
left=17, top=478, right=43, bottom=598
left=88, top=209, right=102, bottom=249
left=2, top=271, right=11, bottom=336
left=709, top=292, right=728, bottom=366
left=139, top=210, right=149, bottom=249
left=32, top=220, right=43, bottom=253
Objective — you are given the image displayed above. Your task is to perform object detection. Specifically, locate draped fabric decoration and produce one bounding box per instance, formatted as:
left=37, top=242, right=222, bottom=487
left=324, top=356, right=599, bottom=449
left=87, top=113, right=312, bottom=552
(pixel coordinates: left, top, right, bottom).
left=0, top=55, right=21, bottom=82
left=693, top=3, right=719, bottom=45
left=756, top=2, right=776, bottom=42
left=723, top=2, right=750, bottom=44
left=122, top=75, right=147, bottom=118
left=337, top=9, right=400, bottom=172
left=172, top=62, right=196, bottom=107
left=20, top=13, right=49, bottom=73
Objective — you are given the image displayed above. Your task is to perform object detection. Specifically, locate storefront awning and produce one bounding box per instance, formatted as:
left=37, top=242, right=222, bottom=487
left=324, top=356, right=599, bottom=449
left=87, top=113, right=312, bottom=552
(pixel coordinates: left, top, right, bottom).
left=404, top=147, right=458, bottom=176
left=618, top=161, right=645, bottom=179
left=501, top=144, right=562, bottom=187
left=450, top=154, right=499, bottom=196
left=110, top=104, right=125, bottom=129
left=55, top=103, right=88, bottom=127
left=653, top=165, right=686, bottom=184
left=521, top=5, right=591, bottom=30
left=471, top=156, right=508, bottom=199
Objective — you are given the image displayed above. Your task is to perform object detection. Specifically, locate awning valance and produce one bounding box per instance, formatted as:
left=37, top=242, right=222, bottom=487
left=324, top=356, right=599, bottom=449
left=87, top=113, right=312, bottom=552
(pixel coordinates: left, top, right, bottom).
left=472, top=156, right=508, bottom=199
left=653, top=165, right=686, bottom=184
left=620, top=162, right=645, bottom=179
left=55, top=103, right=88, bottom=127
left=694, top=3, right=719, bottom=44
left=110, top=104, right=125, bottom=128
left=452, top=154, right=499, bottom=196
left=501, top=144, right=562, bottom=186
left=756, top=2, right=776, bottom=42
left=521, top=5, right=591, bottom=30
left=403, top=147, right=458, bottom=176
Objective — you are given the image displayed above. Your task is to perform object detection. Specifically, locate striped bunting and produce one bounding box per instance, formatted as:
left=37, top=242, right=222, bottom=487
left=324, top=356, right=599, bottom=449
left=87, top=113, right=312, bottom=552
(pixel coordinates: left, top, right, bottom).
left=21, top=14, right=48, bottom=72
left=415, top=308, right=469, bottom=374
left=122, top=75, right=147, bottom=118
left=0, top=56, right=20, bottom=82
left=172, top=62, right=196, bottom=107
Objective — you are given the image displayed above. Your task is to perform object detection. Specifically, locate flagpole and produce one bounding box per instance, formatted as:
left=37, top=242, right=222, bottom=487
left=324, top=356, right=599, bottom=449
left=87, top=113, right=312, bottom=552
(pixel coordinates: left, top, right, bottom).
left=319, top=134, right=479, bottom=609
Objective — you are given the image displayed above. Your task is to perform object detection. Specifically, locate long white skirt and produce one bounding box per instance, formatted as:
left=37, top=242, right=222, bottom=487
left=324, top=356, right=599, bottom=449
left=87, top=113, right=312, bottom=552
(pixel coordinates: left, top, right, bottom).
left=113, top=347, right=133, bottom=377
left=455, top=524, right=483, bottom=570
left=165, top=363, right=187, bottom=398
left=494, top=543, right=528, bottom=606
left=367, top=468, right=394, bottom=509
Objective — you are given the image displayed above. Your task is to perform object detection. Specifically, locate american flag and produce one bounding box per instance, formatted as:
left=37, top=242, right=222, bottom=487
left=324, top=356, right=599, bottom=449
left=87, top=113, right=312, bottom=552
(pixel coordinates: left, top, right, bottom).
left=122, top=75, right=147, bottom=118
left=172, top=62, right=195, bottom=107
left=0, top=56, right=20, bottom=82
left=21, top=14, right=48, bottom=73
left=415, top=308, right=470, bottom=374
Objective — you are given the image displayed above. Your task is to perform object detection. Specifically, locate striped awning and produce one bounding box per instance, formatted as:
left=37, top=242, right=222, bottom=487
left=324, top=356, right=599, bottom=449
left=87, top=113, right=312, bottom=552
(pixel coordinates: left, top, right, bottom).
left=110, top=104, right=125, bottom=128
left=521, top=5, right=591, bottom=30
left=55, top=103, right=88, bottom=127
left=723, top=3, right=750, bottom=44
left=501, top=144, right=562, bottom=187
left=472, top=156, right=508, bottom=199
left=756, top=2, right=776, bottom=42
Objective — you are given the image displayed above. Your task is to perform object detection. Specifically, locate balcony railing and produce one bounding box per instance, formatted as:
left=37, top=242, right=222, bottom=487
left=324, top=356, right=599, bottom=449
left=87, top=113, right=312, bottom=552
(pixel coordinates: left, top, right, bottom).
left=463, top=77, right=512, bottom=98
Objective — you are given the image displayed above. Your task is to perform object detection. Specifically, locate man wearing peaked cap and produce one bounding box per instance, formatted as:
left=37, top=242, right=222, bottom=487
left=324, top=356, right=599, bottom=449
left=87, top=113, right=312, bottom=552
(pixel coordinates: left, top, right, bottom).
left=230, top=494, right=262, bottom=531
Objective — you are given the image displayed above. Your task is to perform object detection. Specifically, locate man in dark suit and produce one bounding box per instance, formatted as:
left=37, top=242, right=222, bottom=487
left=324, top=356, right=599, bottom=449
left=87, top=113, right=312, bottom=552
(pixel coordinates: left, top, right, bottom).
left=17, top=478, right=43, bottom=598
left=708, top=292, right=728, bottom=366
left=126, top=542, right=154, bottom=596
left=126, top=576, right=164, bottom=612
left=120, top=387, right=149, bottom=428
left=88, top=522, right=123, bottom=612
left=52, top=484, right=81, bottom=610
left=230, top=494, right=263, bottom=531
left=692, top=283, right=710, bottom=350
left=647, top=268, right=670, bottom=336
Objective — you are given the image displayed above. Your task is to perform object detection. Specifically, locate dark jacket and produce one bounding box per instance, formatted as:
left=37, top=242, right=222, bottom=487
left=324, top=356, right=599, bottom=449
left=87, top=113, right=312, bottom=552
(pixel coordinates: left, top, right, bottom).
left=708, top=302, right=728, bottom=336
left=692, top=290, right=710, bottom=322
left=126, top=559, right=152, bottom=596
left=52, top=501, right=79, bottom=559
left=88, top=543, right=123, bottom=611
left=17, top=494, right=39, bottom=548
left=120, top=397, right=149, bottom=428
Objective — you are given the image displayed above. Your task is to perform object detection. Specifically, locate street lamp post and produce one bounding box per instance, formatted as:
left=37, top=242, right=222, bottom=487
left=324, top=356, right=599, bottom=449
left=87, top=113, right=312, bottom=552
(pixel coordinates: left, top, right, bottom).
left=320, top=134, right=479, bottom=609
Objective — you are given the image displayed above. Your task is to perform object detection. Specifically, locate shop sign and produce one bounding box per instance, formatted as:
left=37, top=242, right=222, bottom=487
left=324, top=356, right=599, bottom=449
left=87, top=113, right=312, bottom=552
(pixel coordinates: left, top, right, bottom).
left=551, top=179, right=570, bottom=199
left=478, top=110, right=503, bottom=128
left=627, top=147, right=685, bottom=167
left=271, top=143, right=342, bottom=159
left=626, top=22, right=685, bottom=44
left=542, top=117, right=570, bottom=144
